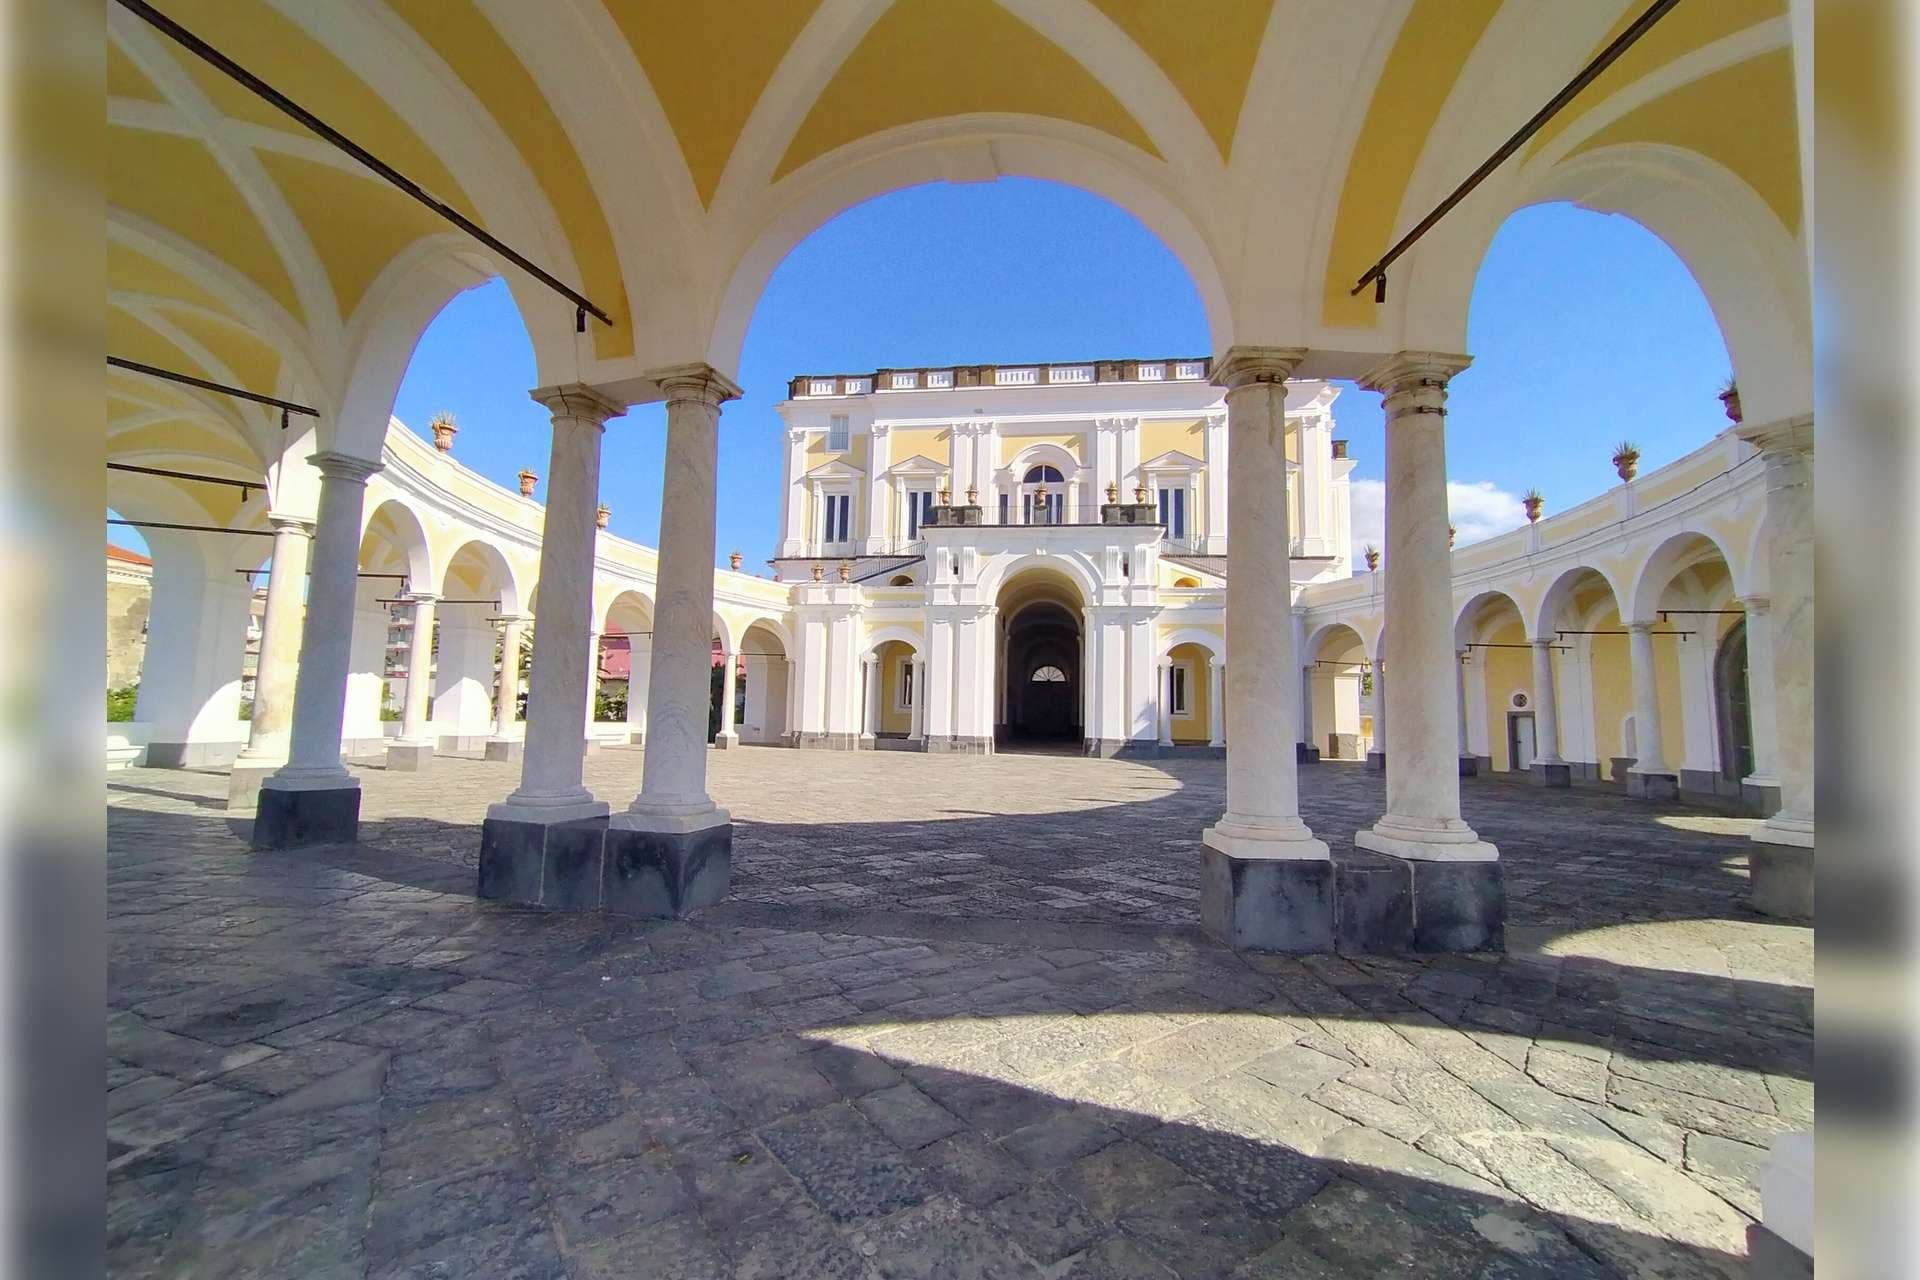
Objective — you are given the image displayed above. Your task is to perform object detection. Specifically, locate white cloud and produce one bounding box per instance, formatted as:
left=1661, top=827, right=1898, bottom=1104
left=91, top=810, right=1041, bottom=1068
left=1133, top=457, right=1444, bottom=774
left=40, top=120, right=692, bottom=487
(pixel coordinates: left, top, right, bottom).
left=1347, top=478, right=1529, bottom=569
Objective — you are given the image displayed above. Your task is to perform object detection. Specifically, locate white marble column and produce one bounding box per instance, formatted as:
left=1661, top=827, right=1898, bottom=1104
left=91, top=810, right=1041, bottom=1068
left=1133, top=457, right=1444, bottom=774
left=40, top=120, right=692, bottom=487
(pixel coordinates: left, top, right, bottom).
left=1530, top=640, right=1564, bottom=765
left=1203, top=346, right=1326, bottom=860
left=715, top=649, right=740, bottom=747
left=1356, top=354, right=1496, bottom=863
left=780, top=427, right=809, bottom=557
left=1299, top=665, right=1316, bottom=756
left=397, top=593, right=438, bottom=744
left=783, top=656, right=799, bottom=745
left=1157, top=659, right=1174, bottom=747
left=866, top=424, right=892, bottom=554
left=494, top=614, right=527, bottom=739
left=909, top=656, right=927, bottom=742
left=1627, top=622, right=1672, bottom=779
left=265, top=451, right=382, bottom=792
left=1208, top=659, right=1225, bottom=747
left=622, top=365, right=740, bottom=831
left=232, top=514, right=313, bottom=770
left=1739, top=418, right=1814, bottom=846
left=861, top=653, right=881, bottom=745
left=1368, top=661, right=1386, bottom=762
left=1740, top=595, right=1781, bottom=794
left=490, top=384, right=623, bottom=824
left=1455, top=653, right=1471, bottom=757
left=1202, top=412, right=1228, bottom=553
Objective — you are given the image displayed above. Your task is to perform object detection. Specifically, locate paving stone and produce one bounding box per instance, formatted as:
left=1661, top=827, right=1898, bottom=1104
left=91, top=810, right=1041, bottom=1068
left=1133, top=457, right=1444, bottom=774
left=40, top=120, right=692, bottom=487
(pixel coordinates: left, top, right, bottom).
left=812, top=1043, right=906, bottom=1097
left=759, top=1103, right=932, bottom=1223
left=544, top=1149, right=691, bottom=1246
left=1001, top=1108, right=1124, bottom=1170
left=856, top=1083, right=966, bottom=1151
left=1054, top=1139, right=1187, bottom=1222
left=1115, top=1179, right=1280, bottom=1279
left=985, top=1177, right=1102, bottom=1262
left=569, top=1213, right=732, bottom=1280
left=850, top=1195, right=1039, bottom=1279
left=908, top=1132, right=1031, bottom=1208
left=671, top=1132, right=807, bottom=1225
left=719, top=1199, right=884, bottom=1280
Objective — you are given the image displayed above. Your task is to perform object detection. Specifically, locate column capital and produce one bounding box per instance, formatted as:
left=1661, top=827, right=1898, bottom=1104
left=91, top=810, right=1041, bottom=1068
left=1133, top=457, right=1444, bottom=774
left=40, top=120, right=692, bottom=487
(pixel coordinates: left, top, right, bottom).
left=403, top=591, right=439, bottom=605
left=1528, top=636, right=1557, bottom=650
left=1211, top=346, right=1308, bottom=391
left=494, top=612, right=529, bottom=625
left=1735, top=413, right=1813, bottom=457
left=1357, top=351, right=1472, bottom=396
left=651, top=362, right=744, bottom=407
left=310, top=450, right=382, bottom=485
left=529, top=382, right=627, bottom=424
left=1627, top=619, right=1657, bottom=635
left=861, top=652, right=879, bottom=668
left=1739, top=593, right=1772, bottom=614
left=267, top=511, right=317, bottom=536
left=872, top=421, right=892, bottom=437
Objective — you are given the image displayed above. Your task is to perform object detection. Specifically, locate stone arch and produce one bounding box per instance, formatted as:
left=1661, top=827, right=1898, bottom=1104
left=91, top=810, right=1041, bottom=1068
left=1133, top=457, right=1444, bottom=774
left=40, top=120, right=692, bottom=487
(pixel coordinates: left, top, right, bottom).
left=739, top=616, right=795, bottom=656
left=359, top=497, right=433, bottom=589
left=863, top=625, right=924, bottom=658
left=1453, top=588, right=1528, bottom=649
left=976, top=551, right=1099, bottom=604
left=440, top=537, right=522, bottom=614
left=1158, top=627, right=1223, bottom=662
left=1626, top=528, right=1740, bottom=625
left=1532, top=563, right=1628, bottom=641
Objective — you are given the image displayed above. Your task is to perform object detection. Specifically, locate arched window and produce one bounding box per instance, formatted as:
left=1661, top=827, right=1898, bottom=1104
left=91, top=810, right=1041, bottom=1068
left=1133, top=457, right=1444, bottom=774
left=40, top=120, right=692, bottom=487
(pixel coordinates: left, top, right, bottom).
left=1023, top=465, right=1063, bottom=483
left=1031, top=665, right=1067, bottom=683
left=888, top=574, right=915, bottom=586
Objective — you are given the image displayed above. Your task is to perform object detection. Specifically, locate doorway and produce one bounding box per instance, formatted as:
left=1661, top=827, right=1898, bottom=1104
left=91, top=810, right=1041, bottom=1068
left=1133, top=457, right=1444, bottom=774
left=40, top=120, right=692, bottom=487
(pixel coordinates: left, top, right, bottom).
left=1507, top=711, right=1537, bottom=772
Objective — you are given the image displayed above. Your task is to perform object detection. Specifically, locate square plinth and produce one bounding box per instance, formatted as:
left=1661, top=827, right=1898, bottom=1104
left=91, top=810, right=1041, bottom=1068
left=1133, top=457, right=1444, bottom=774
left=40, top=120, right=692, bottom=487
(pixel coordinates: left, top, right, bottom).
left=1458, top=755, right=1479, bottom=778
left=602, top=823, right=733, bottom=919
left=1365, top=751, right=1386, bottom=774
left=483, top=739, right=524, bottom=764
left=253, top=784, right=360, bottom=850
left=1295, top=743, right=1321, bottom=764
left=386, top=742, right=434, bottom=772
left=1529, top=761, right=1572, bottom=788
left=1200, top=847, right=1334, bottom=953
left=1626, top=771, right=1679, bottom=801
left=1333, top=849, right=1414, bottom=953
left=1750, top=843, right=1813, bottom=920
left=1408, top=858, right=1505, bottom=953
left=477, top=816, right=610, bottom=910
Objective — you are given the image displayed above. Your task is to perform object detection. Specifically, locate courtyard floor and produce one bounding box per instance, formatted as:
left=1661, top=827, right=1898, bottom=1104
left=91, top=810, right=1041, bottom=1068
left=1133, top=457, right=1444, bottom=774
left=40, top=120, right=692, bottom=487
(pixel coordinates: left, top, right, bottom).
left=108, top=747, right=1811, bottom=1279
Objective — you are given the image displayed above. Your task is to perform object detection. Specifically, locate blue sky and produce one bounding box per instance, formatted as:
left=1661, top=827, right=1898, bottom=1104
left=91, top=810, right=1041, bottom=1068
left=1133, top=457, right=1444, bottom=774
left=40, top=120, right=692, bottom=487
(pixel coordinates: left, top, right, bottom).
left=116, top=178, right=1731, bottom=564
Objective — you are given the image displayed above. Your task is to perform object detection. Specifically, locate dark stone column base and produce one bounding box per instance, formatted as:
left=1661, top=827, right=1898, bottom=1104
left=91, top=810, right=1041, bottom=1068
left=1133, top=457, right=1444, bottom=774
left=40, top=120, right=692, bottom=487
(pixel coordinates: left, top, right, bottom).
left=477, top=815, right=610, bottom=910
left=1608, top=756, right=1634, bottom=783
left=253, top=784, right=360, bottom=849
left=1295, top=743, right=1321, bottom=763
left=225, top=762, right=276, bottom=811
left=1335, top=848, right=1504, bottom=952
left=1529, top=761, right=1572, bottom=787
left=1568, top=760, right=1602, bottom=783
left=1626, top=770, right=1679, bottom=801
left=1083, top=738, right=1130, bottom=759
left=1365, top=751, right=1386, bottom=773
left=603, top=823, right=732, bottom=918
left=927, top=736, right=992, bottom=755
left=1457, top=755, right=1479, bottom=777
left=1745, top=1224, right=1812, bottom=1280
left=1750, top=843, right=1813, bottom=920
left=386, top=742, right=434, bottom=771
left=483, top=739, right=524, bottom=763
left=1162, top=743, right=1226, bottom=759
left=1679, top=768, right=1725, bottom=798
left=875, top=736, right=926, bottom=752
left=1200, top=848, right=1334, bottom=953
left=1742, top=780, right=1783, bottom=817
left=713, top=734, right=738, bottom=750
left=797, top=732, right=860, bottom=751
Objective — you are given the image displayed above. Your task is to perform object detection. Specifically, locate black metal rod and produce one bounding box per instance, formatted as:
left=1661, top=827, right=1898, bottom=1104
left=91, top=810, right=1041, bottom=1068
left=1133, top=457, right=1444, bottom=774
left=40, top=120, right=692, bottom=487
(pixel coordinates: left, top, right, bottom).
left=377, top=597, right=498, bottom=606
left=109, top=461, right=261, bottom=496
left=110, top=518, right=272, bottom=537
left=108, top=355, right=318, bottom=415
left=111, top=0, right=612, bottom=328
left=1351, top=0, right=1686, bottom=299
left=1555, top=628, right=1696, bottom=637
left=1659, top=609, right=1746, bottom=617
left=1466, top=642, right=1571, bottom=651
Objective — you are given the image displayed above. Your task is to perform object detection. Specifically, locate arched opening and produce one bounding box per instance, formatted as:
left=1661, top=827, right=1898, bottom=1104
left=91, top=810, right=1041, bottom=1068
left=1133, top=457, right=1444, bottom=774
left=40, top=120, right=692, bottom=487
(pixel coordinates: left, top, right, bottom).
left=1304, top=625, right=1368, bottom=761
left=1535, top=566, right=1629, bottom=783
left=437, top=540, right=513, bottom=751
left=1631, top=531, right=1743, bottom=799
left=865, top=638, right=920, bottom=745
left=350, top=499, right=432, bottom=752
left=738, top=621, right=792, bottom=745
left=994, top=566, right=1087, bottom=750
left=1714, top=620, right=1754, bottom=785
left=1454, top=591, right=1531, bottom=774
left=1163, top=640, right=1222, bottom=748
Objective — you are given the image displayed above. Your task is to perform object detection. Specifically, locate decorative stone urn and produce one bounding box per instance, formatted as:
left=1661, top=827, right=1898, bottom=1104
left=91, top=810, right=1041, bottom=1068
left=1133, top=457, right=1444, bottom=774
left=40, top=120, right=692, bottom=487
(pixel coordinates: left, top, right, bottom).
left=1134, top=482, right=1150, bottom=504
left=1719, top=382, right=1742, bottom=424
left=1364, top=545, right=1379, bottom=572
left=965, top=484, right=978, bottom=505
left=729, top=550, right=743, bottom=571
left=811, top=563, right=824, bottom=582
left=837, top=559, right=852, bottom=582
left=1523, top=490, right=1544, bottom=523
left=939, top=478, right=952, bottom=506
left=517, top=468, right=538, bottom=497
left=1612, top=441, right=1641, bottom=483
left=1107, top=481, right=1120, bottom=504
left=430, top=412, right=458, bottom=453
left=1448, top=524, right=1457, bottom=548
left=596, top=504, right=611, bottom=529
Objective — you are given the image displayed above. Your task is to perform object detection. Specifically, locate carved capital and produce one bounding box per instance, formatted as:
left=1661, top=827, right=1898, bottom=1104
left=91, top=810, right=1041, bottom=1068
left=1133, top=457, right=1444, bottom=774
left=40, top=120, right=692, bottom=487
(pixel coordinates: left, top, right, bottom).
left=651, top=362, right=744, bottom=408
left=529, top=382, right=627, bottom=424
left=1210, top=345, right=1308, bottom=391
left=310, top=450, right=382, bottom=485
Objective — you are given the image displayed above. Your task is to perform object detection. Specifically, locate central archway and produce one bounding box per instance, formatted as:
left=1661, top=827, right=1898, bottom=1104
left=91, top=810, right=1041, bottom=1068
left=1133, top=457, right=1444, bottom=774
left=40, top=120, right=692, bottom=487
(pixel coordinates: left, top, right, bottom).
left=994, top=566, right=1086, bottom=750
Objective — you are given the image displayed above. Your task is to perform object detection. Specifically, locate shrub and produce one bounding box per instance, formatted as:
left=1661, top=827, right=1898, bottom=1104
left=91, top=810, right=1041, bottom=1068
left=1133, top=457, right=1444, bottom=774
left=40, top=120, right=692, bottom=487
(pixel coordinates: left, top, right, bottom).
left=107, top=685, right=139, bottom=722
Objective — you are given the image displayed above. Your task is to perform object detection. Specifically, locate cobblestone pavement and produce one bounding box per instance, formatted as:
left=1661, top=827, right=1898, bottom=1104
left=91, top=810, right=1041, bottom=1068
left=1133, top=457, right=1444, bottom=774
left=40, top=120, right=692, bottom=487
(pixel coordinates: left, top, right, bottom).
left=109, top=749, right=1811, bottom=1278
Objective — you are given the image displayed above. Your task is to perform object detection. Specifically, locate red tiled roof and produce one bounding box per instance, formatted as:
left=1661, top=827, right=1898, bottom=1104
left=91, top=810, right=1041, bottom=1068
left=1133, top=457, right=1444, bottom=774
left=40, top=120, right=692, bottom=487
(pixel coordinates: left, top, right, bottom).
left=108, top=545, right=152, bottom=567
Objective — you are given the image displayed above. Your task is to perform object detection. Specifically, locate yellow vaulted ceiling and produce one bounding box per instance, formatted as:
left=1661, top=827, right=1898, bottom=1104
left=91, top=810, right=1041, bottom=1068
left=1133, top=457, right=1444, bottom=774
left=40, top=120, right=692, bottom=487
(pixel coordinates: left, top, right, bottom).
left=1319, top=0, right=1504, bottom=329
left=1088, top=0, right=1272, bottom=160
left=256, top=151, right=448, bottom=320
left=1565, top=50, right=1801, bottom=234
left=108, top=242, right=239, bottom=321
left=146, top=306, right=284, bottom=403
left=106, top=128, right=302, bottom=320
left=609, top=0, right=824, bottom=206
left=386, top=0, right=633, bottom=359
left=778, top=0, right=1159, bottom=182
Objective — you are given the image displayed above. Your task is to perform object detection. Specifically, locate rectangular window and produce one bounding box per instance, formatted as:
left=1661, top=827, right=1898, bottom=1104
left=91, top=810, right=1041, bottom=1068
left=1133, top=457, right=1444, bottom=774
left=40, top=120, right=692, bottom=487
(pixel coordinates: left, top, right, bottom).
left=998, top=493, right=1010, bottom=525
left=822, top=493, right=850, bottom=544
left=1158, top=486, right=1186, bottom=540
left=827, top=415, right=850, bottom=451
left=1170, top=664, right=1190, bottom=715
left=906, top=490, right=935, bottom=539
left=896, top=657, right=914, bottom=710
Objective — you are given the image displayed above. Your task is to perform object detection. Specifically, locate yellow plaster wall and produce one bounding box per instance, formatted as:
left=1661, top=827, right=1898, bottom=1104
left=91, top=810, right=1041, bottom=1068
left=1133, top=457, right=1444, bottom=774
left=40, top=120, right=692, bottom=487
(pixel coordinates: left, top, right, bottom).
left=1138, top=419, right=1203, bottom=466
left=876, top=640, right=914, bottom=736
left=889, top=429, right=950, bottom=470
left=1168, top=642, right=1213, bottom=745
left=1089, top=0, right=1272, bottom=159
left=1477, top=616, right=1530, bottom=773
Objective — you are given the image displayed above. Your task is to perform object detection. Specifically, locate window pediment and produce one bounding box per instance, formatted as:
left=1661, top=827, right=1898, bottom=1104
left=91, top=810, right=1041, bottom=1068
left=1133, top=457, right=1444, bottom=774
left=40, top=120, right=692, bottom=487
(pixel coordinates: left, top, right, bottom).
left=1140, top=449, right=1205, bottom=473
left=804, top=458, right=864, bottom=481
left=885, top=454, right=947, bottom=478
